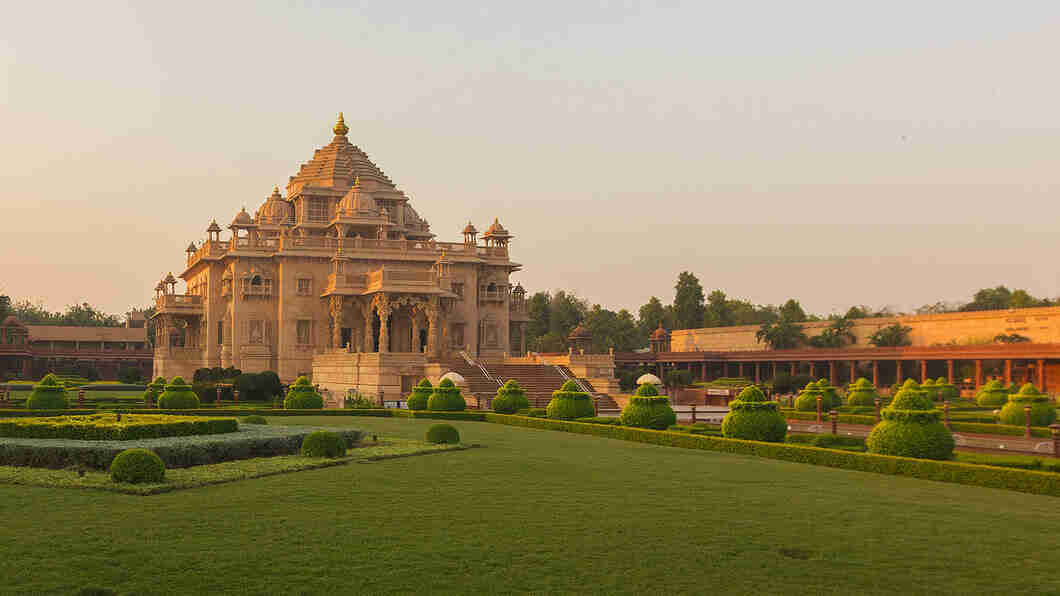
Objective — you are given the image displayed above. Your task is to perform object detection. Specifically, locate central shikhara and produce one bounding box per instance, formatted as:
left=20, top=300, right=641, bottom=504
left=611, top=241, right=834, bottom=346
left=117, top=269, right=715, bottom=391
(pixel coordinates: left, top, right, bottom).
left=151, top=114, right=531, bottom=397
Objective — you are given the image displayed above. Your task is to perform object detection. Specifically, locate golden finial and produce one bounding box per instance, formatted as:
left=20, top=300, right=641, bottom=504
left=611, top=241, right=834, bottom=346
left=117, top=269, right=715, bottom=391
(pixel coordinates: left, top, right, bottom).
left=353, top=175, right=360, bottom=187
left=273, top=185, right=279, bottom=194
left=333, top=112, right=349, bottom=136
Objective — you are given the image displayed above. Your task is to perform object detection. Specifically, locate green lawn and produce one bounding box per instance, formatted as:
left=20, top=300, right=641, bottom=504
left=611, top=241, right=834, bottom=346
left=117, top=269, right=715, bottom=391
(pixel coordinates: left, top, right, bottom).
left=2, top=417, right=1060, bottom=595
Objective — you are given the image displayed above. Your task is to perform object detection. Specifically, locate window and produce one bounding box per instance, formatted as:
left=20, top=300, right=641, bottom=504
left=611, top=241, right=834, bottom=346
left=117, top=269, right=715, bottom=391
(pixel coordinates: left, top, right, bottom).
left=297, top=320, right=312, bottom=345
left=297, top=278, right=312, bottom=295
left=308, top=198, right=329, bottom=222
left=248, top=320, right=264, bottom=344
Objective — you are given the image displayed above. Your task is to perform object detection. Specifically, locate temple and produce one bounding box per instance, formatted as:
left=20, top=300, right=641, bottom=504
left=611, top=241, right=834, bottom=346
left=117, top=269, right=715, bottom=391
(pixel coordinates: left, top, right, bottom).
left=151, top=114, right=534, bottom=397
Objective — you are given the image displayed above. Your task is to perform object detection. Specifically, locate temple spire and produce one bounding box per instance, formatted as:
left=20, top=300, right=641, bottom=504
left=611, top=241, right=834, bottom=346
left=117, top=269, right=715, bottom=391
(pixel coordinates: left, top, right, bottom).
left=333, top=112, right=349, bottom=137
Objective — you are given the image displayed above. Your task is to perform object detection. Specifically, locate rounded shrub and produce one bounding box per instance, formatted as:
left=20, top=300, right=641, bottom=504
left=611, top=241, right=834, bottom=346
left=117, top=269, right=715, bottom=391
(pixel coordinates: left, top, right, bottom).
left=620, top=383, right=676, bottom=429
left=491, top=379, right=530, bottom=414
left=721, top=385, right=786, bottom=442
left=846, top=378, right=880, bottom=407
left=109, top=448, right=165, bottom=484
left=157, top=377, right=201, bottom=409
left=815, top=379, right=842, bottom=410
left=284, top=376, right=324, bottom=409
left=793, top=382, right=824, bottom=412
left=427, top=378, right=466, bottom=411
left=921, top=378, right=938, bottom=401
left=999, top=383, right=1057, bottom=427
left=866, top=388, right=954, bottom=460
left=976, top=379, right=1009, bottom=407
left=426, top=423, right=461, bottom=444
left=934, top=377, right=959, bottom=402
left=300, top=430, right=346, bottom=458
left=241, top=415, right=268, bottom=425
left=406, top=378, right=432, bottom=410
left=143, top=376, right=166, bottom=404
left=26, top=373, right=69, bottom=410
left=546, top=380, right=595, bottom=420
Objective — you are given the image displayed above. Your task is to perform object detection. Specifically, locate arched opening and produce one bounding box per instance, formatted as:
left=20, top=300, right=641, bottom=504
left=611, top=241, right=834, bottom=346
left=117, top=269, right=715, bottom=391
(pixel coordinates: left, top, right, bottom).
left=250, top=275, right=262, bottom=286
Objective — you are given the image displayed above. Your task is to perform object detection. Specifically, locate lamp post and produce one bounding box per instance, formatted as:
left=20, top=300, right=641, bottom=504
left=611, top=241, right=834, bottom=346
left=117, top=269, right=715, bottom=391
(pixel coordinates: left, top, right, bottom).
left=815, top=396, right=822, bottom=423
left=830, top=410, right=838, bottom=435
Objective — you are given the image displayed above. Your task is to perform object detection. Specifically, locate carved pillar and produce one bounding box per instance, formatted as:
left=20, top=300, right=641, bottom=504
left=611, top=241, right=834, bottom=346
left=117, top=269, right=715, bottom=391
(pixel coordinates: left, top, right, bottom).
left=426, top=307, right=439, bottom=358
left=329, top=296, right=343, bottom=350
left=411, top=311, right=422, bottom=354
left=376, top=294, right=391, bottom=354
left=872, top=360, right=879, bottom=386
left=519, top=322, right=527, bottom=356
left=947, top=359, right=954, bottom=385
left=974, top=359, right=983, bottom=389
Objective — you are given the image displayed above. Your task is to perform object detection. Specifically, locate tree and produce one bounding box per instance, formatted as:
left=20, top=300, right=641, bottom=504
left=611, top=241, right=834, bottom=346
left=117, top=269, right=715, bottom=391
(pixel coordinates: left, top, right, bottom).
left=755, top=318, right=806, bottom=350
left=961, top=286, right=1013, bottom=311
left=672, top=272, right=706, bottom=330
left=526, top=292, right=551, bottom=344
left=637, top=296, right=669, bottom=338
left=994, top=333, right=1031, bottom=344
left=704, top=289, right=731, bottom=327
left=0, top=295, right=10, bottom=320
left=778, top=299, right=808, bottom=323
left=809, top=318, right=856, bottom=348
left=583, top=305, right=640, bottom=353
left=868, top=323, right=913, bottom=347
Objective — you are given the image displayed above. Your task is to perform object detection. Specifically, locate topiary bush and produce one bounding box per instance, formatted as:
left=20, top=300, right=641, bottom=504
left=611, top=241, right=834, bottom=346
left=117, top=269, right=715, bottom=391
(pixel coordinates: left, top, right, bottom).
left=144, top=376, right=166, bottom=404
left=425, top=423, right=460, bottom=444
left=793, top=382, right=824, bottom=412
left=921, top=378, right=938, bottom=401
left=406, top=378, right=432, bottom=410
left=976, top=379, right=1009, bottom=407
left=846, top=378, right=880, bottom=407
left=491, top=379, right=530, bottom=414
left=157, top=377, right=201, bottom=409
left=26, top=373, right=69, bottom=410
left=721, top=385, right=786, bottom=442
left=300, top=430, right=346, bottom=457
left=241, top=415, right=268, bottom=425
left=546, top=380, right=594, bottom=420
left=866, top=388, right=954, bottom=460
left=999, top=383, right=1057, bottom=427
left=284, top=376, right=324, bottom=409
left=815, top=379, right=843, bottom=410
left=428, top=378, right=467, bottom=411
left=109, top=448, right=165, bottom=484
left=935, top=377, right=959, bottom=402
left=620, top=383, right=676, bottom=430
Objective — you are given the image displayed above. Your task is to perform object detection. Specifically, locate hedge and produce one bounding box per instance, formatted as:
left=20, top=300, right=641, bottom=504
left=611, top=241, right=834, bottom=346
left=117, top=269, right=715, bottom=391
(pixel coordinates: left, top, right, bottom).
left=782, top=410, right=1053, bottom=438
left=0, top=414, right=237, bottom=441
left=483, top=414, right=1060, bottom=497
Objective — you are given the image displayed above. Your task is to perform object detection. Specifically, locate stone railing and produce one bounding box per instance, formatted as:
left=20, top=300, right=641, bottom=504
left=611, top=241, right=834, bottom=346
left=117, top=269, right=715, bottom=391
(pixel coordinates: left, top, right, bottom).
left=155, top=294, right=204, bottom=313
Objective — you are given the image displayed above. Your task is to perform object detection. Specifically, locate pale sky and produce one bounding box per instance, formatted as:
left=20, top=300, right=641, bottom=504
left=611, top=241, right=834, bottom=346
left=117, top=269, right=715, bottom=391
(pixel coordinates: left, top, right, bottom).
left=2, top=1, right=1059, bottom=318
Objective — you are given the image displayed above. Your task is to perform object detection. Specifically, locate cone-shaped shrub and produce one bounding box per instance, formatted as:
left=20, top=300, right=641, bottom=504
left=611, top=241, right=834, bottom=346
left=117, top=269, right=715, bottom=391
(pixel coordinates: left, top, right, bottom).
left=999, top=383, right=1057, bottom=427
left=26, top=373, right=69, bottom=410
left=406, top=378, right=432, bottom=410
left=491, top=379, right=529, bottom=414
left=846, top=378, right=880, bottom=407
left=866, top=388, right=954, bottom=460
left=283, top=376, right=324, bottom=409
left=428, top=377, right=466, bottom=411
left=976, top=379, right=1008, bottom=407
left=721, top=385, right=786, bottom=442
left=546, top=380, right=594, bottom=420
left=816, top=378, right=842, bottom=410
left=143, top=376, right=166, bottom=404
left=157, top=377, right=201, bottom=409
left=934, top=377, right=959, bottom=401
left=620, top=382, right=676, bottom=429
left=794, top=381, right=824, bottom=412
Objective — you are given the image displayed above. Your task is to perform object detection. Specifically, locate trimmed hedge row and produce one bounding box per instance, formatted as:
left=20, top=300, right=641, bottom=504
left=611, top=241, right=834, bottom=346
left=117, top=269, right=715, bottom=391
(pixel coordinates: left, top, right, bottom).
left=483, top=414, right=1060, bottom=497
left=0, top=414, right=237, bottom=441
left=782, top=409, right=1053, bottom=438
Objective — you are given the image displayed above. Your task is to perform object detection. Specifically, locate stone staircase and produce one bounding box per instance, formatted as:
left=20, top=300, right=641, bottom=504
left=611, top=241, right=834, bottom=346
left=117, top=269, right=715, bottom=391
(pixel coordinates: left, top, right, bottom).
left=442, top=359, right=617, bottom=410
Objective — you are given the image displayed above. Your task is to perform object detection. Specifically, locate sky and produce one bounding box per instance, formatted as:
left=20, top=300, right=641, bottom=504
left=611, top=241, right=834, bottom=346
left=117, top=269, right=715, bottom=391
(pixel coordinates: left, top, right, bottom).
left=2, top=1, right=1059, bottom=319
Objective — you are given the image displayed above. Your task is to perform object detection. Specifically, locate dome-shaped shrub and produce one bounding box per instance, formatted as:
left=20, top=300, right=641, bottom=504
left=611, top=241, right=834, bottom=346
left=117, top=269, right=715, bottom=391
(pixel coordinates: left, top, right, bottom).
left=491, top=379, right=529, bottom=414
left=546, top=380, right=594, bottom=420
left=934, top=377, right=959, bottom=402
left=815, top=379, right=842, bottom=410
left=300, top=431, right=346, bottom=457
left=721, top=385, right=786, bottom=442
left=620, top=383, right=676, bottom=429
left=846, top=378, right=880, bottom=407
left=428, top=378, right=466, bottom=411
left=999, top=383, right=1057, bottom=427
left=976, top=379, right=1008, bottom=407
left=921, top=378, right=938, bottom=401
left=143, top=376, right=166, bottom=404
left=406, top=378, right=432, bottom=410
left=426, top=423, right=461, bottom=444
left=157, top=377, right=201, bottom=409
left=109, top=448, right=165, bottom=484
left=794, top=382, right=824, bottom=412
left=26, top=373, right=69, bottom=410
left=283, top=376, right=324, bottom=409
left=866, top=388, right=954, bottom=460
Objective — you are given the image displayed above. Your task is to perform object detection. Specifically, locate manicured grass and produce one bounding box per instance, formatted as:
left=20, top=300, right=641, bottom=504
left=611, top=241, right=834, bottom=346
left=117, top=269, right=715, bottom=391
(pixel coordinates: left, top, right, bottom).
left=0, top=417, right=1059, bottom=594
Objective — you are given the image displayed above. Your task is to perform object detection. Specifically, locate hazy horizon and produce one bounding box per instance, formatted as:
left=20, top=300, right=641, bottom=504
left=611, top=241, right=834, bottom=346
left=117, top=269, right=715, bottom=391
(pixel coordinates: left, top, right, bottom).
left=3, top=2, right=1059, bottom=319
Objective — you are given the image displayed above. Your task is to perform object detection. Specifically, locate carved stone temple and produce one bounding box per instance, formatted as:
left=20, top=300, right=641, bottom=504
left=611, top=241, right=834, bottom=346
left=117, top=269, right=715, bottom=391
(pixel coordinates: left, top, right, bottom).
left=150, top=114, right=548, bottom=399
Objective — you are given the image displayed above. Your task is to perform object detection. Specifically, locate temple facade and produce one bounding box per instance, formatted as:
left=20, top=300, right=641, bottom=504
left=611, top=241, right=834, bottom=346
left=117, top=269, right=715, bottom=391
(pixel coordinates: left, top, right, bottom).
left=152, top=114, right=530, bottom=392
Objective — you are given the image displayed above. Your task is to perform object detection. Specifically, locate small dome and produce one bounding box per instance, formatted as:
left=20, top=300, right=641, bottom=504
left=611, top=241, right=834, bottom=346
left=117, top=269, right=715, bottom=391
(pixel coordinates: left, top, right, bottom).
left=164, top=272, right=177, bottom=284
left=154, top=281, right=165, bottom=291
left=257, top=186, right=293, bottom=225
left=568, top=324, right=592, bottom=341
left=650, top=324, right=669, bottom=340
left=485, top=217, right=509, bottom=235
left=231, top=207, right=253, bottom=227
left=206, top=219, right=222, bottom=233
left=637, top=373, right=663, bottom=386
left=186, top=242, right=197, bottom=252
left=337, top=185, right=378, bottom=216
left=463, top=221, right=478, bottom=235
left=440, top=371, right=467, bottom=386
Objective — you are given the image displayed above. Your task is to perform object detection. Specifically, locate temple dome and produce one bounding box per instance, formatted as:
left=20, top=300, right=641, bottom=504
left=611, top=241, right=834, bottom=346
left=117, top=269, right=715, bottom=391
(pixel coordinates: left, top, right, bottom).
left=486, top=218, right=507, bottom=235
left=337, top=181, right=379, bottom=216
left=462, top=221, right=478, bottom=235
left=286, top=115, right=397, bottom=195
left=206, top=220, right=221, bottom=234
left=650, top=325, right=670, bottom=340
left=231, top=207, right=253, bottom=227
left=257, top=186, right=293, bottom=225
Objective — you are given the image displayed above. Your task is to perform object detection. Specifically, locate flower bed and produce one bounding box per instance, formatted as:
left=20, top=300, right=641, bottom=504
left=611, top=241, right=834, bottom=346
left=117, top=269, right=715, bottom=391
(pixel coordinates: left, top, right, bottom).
left=0, top=414, right=237, bottom=441
left=0, top=424, right=363, bottom=470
